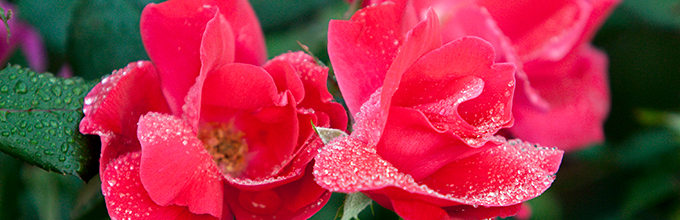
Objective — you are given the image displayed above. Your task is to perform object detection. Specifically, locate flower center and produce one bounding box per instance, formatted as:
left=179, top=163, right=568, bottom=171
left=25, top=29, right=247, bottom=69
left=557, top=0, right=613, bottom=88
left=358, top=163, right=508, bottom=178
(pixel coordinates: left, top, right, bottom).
left=198, top=122, right=248, bottom=176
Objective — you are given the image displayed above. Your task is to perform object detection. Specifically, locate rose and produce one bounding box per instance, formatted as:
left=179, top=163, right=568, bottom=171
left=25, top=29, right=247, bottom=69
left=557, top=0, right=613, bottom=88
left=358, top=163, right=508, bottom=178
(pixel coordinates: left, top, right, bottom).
left=371, top=0, right=618, bottom=150
left=79, top=0, right=347, bottom=219
left=315, top=2, right=563, bottom=219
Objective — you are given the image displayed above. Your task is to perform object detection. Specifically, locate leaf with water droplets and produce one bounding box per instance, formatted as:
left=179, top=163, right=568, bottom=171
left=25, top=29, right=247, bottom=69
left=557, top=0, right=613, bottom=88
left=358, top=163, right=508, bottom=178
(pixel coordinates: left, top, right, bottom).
left=0, top=65, right=99, bottom=181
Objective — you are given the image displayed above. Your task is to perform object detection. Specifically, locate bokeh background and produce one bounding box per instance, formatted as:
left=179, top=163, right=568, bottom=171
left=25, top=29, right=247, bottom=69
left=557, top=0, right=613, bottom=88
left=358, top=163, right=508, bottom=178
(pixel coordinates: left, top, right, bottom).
left=1, top=0, right=679, bottom=219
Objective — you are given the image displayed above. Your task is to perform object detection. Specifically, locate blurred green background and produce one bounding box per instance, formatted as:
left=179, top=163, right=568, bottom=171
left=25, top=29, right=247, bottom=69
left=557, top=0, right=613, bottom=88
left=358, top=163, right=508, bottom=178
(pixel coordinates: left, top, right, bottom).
left=1, top=0, right=680, bottom=219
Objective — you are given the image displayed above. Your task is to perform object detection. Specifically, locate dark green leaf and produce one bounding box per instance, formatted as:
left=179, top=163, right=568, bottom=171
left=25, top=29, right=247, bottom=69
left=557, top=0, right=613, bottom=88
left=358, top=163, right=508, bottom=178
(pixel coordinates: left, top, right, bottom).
left=67, top=0, right=149, bottom=80
left=15, top=0, right=78, bottom=60
left=620, top=172, right=678, bottom=218
left=0, top=65, right=99, bottom=180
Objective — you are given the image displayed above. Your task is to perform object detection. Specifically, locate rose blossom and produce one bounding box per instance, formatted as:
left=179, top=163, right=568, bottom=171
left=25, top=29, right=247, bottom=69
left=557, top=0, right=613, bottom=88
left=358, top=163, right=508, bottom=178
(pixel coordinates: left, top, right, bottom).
left=79, top=0, right=347, bottom=219
left=315, top=2, right=563, bottom=219
left=358, top=0, right=617, bottom=151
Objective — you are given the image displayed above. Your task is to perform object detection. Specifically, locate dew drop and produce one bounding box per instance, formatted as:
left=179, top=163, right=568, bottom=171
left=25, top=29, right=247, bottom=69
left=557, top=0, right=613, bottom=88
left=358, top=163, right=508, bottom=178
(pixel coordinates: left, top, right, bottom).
left=51, top=85, right=62, bottom=96
left=59, top=155, right=66, bottom=162
left=44, top=150, right=54, bottom=155
left=61, top=143, right=69, bottom=153
left=15, top=81, right=27, bottom=94
left=0, top=85, right=8, bottom=93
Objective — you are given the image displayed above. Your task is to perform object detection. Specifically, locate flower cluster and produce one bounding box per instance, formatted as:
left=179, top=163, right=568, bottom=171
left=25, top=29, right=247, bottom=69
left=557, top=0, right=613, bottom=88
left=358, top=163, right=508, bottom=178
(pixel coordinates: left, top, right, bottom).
left=79, top=0, right=617, bottom=219
left=80, top=0, right=346, bottom=219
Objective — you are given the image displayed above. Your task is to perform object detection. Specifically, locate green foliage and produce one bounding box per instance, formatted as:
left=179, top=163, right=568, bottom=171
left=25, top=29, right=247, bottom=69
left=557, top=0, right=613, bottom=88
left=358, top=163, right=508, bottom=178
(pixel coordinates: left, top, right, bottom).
left=0, top=65, right=98, bottom=181
left=0, top=7, right=11, bottom=42
left=67, top=0, right=150, bottom=80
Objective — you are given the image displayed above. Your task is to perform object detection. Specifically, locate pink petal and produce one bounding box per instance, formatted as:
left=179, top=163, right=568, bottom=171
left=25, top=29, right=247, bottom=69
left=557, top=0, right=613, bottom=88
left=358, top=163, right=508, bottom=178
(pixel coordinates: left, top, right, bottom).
left=435, top=5, right=551, bottom=110
left=102, top=151, right=217, bottom=220
left=314, top=135, right=562, bottom=206
left=390, top=199, right=449, bottom=220
left=226, top=164, right=330, bottom=219
left=419, top=138, right=563, bottom=206
left=380, top=8, right=443, bottom=116
left=79, top=61, right=171, bottom=175
left=327, top=2, right=406, bottom=115
left=376, top=107, right=492, bottom=180
left=510, top=45, right=610, bottom=150
left=140, top=2, right=216, bottom=114
left=137, top=113, right=224, bottom=218
left=443, top=204, right=522, bottom=220
left=200, top=63, right=281, bottom=111
left=479, top=0, right=592, bottom=61
left=200, top=12, right=236, bottom=75
left=262, top=58, right=305, bottom=104
left=269, top=52, right=348, bottom=130
left=393, top=36, right=516, bottom=146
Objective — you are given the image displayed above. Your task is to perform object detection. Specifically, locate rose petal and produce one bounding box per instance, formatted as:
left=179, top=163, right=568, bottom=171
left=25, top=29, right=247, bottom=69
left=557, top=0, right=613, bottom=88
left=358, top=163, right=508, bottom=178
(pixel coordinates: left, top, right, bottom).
left=314, top=135, right=562, bottom=206
left=102, top=151, right=217, bottom=220
left=79, top=61, right=171, bottom=174
left=390, top=199, right=448, bottom=220
left=226, top=164, right=330, bottom=219
left=270, top=52, right=348, bottom=130
left=137, top=113, right=224, bottom=218
left=480, top=0, right=592, bottom=61
left=140, top=2, right=217, bottom=114
left=419, top=138, right=563, bottom=206
left=510, top=45, right=609, bottom=150
left=393, top=36, right=516, bottom=146
left=262, top=58, right=305, bottom=104
left=328, top=2, right=406, bottom=115
left=377, top=107, right=492, bottom=180
left=443, top=203, right=522, bottom=220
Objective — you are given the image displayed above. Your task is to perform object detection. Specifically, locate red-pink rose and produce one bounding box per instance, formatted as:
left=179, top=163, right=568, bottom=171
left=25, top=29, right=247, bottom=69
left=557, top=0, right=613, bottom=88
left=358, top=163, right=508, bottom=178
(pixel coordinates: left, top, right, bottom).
left=362, top=0, right=616, bottom=151
left=316, top=2, right=563, bottom=219
left=79, top=0, right=347, bottom=219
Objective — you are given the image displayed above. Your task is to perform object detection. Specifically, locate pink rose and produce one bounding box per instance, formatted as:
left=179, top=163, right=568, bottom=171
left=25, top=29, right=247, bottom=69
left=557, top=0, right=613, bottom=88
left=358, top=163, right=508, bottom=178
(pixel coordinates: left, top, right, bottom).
left=316, top=2, right=563, bottom=219
left=79, top=0, right=347, bottom=219
left=363, top=0, right=617, bottom=151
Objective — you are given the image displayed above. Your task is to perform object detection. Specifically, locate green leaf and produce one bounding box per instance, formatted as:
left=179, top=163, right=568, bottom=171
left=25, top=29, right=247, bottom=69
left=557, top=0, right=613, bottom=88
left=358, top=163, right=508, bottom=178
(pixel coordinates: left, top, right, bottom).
left=338, top=193, right=373, bottom=220
left=67, top=0, right=149, bottom=80
left=312, top=124, right=348, bottom=145
left=0, top=65, right=99, bottom=181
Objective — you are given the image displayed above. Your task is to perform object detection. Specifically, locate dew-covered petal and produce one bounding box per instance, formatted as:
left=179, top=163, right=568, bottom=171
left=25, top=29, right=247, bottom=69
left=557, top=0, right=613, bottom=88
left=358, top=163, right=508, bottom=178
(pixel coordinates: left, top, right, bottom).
left=377, top=107, right=492, bottom=181
left=328, top=2, right=406, bottom=115
left=102, top=151, right=218, bottom=220
left=419, top=138, right=563, bottom=207
left=137, top=113, right=224, bottom=218
left=510, top=45, right=609, bottom=150
left=226, top=164, right=330, bottom=219
left=393, top=36, right=516, bottom=146
left=79, top=61, right=171, bottom=174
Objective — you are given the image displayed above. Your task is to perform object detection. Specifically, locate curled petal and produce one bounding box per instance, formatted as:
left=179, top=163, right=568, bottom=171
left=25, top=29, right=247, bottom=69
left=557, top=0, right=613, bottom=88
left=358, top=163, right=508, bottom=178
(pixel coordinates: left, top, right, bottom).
left=137, top=113, right=224, bottom=218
